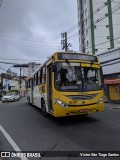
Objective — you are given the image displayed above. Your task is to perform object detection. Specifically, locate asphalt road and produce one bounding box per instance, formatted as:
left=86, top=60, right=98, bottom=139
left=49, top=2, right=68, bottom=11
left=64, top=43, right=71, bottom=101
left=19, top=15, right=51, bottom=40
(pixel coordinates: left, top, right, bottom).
left=0, top=99, right=120, bottom=160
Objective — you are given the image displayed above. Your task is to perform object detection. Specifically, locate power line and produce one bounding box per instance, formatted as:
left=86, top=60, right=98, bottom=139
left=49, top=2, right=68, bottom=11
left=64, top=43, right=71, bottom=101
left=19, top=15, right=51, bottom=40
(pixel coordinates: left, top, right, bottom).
left=97, top=47, right=120, bottom=57
left=0, top=62, right=19, bottom=65
left=68, top=0, right=117, bottom=41
left=102, top=60, right=120, bottom=67
left=0, top=65, right=18, bottom=73
left=0, top=38, right=60, bottom=48
left=0, top=35, right=61, bottom=45
left=0, top=57, right=46, bottom=62
left=78, top=36, right=120, bottom=51
left=66, top=0, right=115, bottom=35
left=0, top=38, right=61, bottom=50
left=0, top=66, right=7, bottom=72
left=61, top=32, right=71, bottom=51
left=69, top=3, right=120, bottom=42
left=101, top=57, right=120, bottom=65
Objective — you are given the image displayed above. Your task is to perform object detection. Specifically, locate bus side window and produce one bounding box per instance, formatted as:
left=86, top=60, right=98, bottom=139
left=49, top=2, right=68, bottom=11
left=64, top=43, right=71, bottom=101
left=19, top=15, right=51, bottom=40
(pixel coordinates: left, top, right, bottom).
left=36, top=72, right=38, bottom=85
left=29, top=79, right=31, bottom=88
left=28, top=80, right=29, bottom=88
left=40, top=66, right=46, bottom=84
left=34, top=74, right=36, bottom=86
left=26, top=82, right=28, bottom=88
left=40, top=69, right=42, bottom=84
left=38, top=70, right=40, bottom=85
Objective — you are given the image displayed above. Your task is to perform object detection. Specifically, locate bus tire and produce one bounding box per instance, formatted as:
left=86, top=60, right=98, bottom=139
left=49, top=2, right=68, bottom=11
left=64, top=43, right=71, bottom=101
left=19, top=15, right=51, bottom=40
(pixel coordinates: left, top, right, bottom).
left=41, top=100, right=48, bottom=117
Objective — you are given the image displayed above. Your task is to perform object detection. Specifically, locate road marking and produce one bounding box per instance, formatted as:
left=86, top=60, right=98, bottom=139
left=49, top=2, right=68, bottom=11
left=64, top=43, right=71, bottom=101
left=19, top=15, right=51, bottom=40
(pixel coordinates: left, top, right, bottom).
left=0, top=125, right=28, bottom=160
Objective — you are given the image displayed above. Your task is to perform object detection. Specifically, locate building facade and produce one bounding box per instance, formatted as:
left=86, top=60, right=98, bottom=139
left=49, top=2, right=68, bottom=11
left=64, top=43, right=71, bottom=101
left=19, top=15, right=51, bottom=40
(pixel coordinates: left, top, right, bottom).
left=6, top=69, right=18, bottom=77
left=0, top=73, right=27, bottom=96
left=77, top=0, right=120, bottom=54
left=23, top=62, right=40, bottom=77
left=97, top=47, right=120, bottom=103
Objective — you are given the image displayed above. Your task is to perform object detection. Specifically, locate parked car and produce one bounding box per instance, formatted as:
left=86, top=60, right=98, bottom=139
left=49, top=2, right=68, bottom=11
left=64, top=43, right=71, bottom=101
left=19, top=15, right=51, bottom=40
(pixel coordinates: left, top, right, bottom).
left=1, top=92, right=20, bottom=103
left=0, top=90, right=6, bottom=101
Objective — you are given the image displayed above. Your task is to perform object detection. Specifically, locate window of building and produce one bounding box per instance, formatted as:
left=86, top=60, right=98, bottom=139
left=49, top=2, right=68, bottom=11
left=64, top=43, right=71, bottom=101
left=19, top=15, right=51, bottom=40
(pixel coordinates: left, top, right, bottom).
left=82, top=0, right=84, bottom=6
left=86, top=19, right=87, bottom=26
left=85, top=8, right=87, bottom=15
left=95, top=49, right=98, bottom=52
left=86, top=29, right=88, bottom=36
left=87, top=40, right=89, bottom=46
left=83, top=10, right=84, bottom=16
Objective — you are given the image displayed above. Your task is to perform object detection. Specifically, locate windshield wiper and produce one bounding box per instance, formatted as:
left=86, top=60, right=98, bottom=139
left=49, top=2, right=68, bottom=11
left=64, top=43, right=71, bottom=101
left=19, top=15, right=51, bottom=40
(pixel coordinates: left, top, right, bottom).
left=65, top=60, right=74, bottom=72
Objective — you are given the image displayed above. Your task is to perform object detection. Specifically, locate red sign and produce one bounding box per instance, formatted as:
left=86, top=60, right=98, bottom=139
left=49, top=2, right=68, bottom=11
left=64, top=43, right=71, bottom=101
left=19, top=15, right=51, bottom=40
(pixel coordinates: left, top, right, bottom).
left=104, top=78, right=120, bottom=84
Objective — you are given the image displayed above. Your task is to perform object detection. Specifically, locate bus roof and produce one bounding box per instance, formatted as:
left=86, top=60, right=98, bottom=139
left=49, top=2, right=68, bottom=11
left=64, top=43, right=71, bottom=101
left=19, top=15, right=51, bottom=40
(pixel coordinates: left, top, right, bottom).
left=27, top=52, right=98, bottom=80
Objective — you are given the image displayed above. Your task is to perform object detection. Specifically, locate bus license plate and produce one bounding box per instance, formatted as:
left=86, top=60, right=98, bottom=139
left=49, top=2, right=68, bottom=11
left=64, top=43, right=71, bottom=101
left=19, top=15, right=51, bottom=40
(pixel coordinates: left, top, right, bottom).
left=80, top=109, right=88, bottom=113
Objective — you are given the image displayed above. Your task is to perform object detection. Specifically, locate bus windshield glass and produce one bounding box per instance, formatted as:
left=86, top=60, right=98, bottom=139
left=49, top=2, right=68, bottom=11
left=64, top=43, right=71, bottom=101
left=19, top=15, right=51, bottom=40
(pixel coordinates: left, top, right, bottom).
left=55, top=63, right=102, bottom=91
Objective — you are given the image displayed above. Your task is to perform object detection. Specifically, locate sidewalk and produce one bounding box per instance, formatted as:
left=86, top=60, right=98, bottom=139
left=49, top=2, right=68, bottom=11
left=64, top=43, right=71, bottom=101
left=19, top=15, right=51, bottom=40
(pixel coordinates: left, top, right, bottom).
left=105, top=102, right=120, bottom=109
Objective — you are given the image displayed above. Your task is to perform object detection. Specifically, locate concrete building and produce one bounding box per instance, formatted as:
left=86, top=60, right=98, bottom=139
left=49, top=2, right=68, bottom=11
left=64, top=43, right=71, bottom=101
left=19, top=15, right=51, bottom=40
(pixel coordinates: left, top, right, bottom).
left=97, top=47, right=120, bottom=102
left=0, top=73, right=27, bottom=96
left=6, top=70, right=18, bottom=77
left=77, top=0, right=120, bottom=54
left=23, top=62, right=40, bottom=77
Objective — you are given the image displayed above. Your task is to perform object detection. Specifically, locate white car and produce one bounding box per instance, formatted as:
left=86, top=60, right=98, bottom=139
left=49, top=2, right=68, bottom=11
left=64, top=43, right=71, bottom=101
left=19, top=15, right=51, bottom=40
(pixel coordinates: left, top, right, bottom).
left=2, top=92, right=20, bottom=103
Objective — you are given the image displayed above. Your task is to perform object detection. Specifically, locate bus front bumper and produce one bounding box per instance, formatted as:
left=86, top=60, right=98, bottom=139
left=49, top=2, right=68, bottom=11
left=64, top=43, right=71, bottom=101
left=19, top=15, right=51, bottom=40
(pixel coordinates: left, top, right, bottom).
left=53, top=102, right=104, bottom=117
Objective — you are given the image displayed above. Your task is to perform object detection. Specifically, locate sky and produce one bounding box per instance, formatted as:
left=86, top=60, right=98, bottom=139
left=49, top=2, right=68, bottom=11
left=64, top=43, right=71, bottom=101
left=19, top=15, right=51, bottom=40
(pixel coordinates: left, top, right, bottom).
left=0, top=0, right=79, bottom=75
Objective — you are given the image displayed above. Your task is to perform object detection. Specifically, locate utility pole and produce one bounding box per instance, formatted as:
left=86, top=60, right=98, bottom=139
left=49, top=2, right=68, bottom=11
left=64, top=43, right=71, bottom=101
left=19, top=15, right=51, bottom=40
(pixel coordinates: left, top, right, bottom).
left=20, top=67, right=22, bottom=94
left=0, top=0, right=2, bottom=7
left=107, top=0, right=114, bottom=49
left=13, top=64, right=28, bottom=96
left=90, top=0, right=95, bottom=55
left=61, top=32, right=71, bottom=52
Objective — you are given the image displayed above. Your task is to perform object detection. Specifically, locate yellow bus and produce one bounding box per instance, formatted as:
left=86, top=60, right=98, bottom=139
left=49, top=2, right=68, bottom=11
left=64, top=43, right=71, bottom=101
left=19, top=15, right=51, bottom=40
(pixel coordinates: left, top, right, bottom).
left=27, top=52, right=104, bottom=117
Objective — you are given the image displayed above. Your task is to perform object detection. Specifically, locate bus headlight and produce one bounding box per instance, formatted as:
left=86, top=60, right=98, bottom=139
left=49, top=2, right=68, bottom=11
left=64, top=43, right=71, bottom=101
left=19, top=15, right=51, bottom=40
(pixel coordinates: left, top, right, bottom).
left=55, top=99, right=68, bottom=108
left=97, top=97, right=103, bottom=105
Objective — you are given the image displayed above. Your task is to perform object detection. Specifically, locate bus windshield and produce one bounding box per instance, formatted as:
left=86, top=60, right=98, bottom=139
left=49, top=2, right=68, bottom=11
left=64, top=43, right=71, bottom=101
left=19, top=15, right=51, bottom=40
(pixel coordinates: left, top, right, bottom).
left=55, top=63, right=102, bottom=91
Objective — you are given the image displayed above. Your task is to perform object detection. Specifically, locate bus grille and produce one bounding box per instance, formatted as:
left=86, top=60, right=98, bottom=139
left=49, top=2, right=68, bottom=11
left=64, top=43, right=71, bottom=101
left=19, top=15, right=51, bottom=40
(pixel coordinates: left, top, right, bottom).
left=67, top=94, right=98, bottom=100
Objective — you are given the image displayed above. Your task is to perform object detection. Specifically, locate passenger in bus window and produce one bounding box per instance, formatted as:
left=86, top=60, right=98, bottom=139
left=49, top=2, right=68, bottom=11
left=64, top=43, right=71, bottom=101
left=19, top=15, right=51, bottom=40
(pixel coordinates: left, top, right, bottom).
left=60, top=68, right=69, bottom=86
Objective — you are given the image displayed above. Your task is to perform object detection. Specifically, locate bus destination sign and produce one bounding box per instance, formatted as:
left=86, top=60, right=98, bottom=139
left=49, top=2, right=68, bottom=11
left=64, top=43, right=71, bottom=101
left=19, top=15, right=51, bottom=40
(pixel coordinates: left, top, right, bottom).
left=58, top=53, right=98, bottom=62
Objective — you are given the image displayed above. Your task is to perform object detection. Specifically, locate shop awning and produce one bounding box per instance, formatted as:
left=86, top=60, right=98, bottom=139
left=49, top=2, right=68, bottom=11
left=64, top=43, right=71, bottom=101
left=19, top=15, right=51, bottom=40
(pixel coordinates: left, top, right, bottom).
left=104, top=78, right=120, bottom=84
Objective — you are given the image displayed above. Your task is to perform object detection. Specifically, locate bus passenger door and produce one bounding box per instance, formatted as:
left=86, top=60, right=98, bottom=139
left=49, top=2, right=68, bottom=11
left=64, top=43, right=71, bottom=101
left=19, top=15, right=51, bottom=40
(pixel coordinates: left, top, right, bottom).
left=31, top=78, right=34, bottom=104
left=47, top=65, right=53, bottom=111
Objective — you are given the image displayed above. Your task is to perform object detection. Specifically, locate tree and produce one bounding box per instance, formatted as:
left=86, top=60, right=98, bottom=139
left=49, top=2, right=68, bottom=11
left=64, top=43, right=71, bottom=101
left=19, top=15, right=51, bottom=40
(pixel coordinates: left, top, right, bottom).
left=0, top=82, right=3, bottom=90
